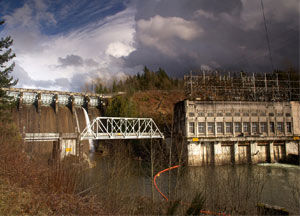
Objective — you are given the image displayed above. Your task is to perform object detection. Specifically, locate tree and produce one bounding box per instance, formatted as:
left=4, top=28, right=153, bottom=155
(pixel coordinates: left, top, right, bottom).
left=0, top=20, right=17, bottom=120
left=105, top=96, right=137, bottom=117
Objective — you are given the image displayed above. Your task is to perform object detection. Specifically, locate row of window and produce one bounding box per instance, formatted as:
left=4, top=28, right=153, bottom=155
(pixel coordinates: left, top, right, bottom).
left=189, top=112, right=291, bottom=117
left=189, top=122, right=292, bottom=134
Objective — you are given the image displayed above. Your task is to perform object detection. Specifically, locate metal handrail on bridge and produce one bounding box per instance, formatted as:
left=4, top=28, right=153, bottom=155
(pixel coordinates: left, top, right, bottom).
left=80, top=117, right=164, bottom=140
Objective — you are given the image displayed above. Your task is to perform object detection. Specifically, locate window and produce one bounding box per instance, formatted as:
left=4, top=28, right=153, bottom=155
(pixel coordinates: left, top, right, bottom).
left=217, top=122, right=223, bottom=133
left=269, top=113, right=274, bottom=117
left=287, top=122, right=292, bottom=133
left=207, top=122, right=215, bottom=133
left=198, top=122, right=205, bottom=134
left=207, top=113, right=213, bottom=117
left=260, top=122, right=267, bottom=133
left=189, top=112, right=195, bottom=117
left=189, top=122, right=195, bottom=133
left=286, top=113, right=291, bottom=117
left=260, top=112, right=266, bottom=116
left=270, top=122, right=275, bottom=133
left=277, top=113, right=283, bottom=117
left=243, top=113, right=249, bottom=116
left=243, top=122, right=250, bottom=133
left=251, top=113, right=258, bottom=116
left=277, top=122, right=284, bottom=133
left=226, top=113, right=231, bottom=116
left=226, top=122, right=232, bottom=133
left=198, top=112, right=205, bottom=117
left=252, top=122, right=259, bottom=133
left=234, top=113, right=240, bottom=116
left=217, top=113, right=223, bottom=117
left=234, top=122, right=241, bottom=133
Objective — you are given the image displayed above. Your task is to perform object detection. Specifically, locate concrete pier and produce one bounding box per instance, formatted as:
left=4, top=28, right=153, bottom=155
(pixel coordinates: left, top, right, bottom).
left=186, top=141, right=298, bottom=166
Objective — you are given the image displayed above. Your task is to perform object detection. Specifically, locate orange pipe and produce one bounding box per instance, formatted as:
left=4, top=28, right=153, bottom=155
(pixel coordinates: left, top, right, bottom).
left=153, top=165, right=180, bottom=201
left=153, top=165, right=229, bottom=216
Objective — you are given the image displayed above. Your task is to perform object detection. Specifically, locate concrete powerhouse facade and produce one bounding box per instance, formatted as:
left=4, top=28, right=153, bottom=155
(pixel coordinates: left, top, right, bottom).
left=174, top=100, right=300, bottom=166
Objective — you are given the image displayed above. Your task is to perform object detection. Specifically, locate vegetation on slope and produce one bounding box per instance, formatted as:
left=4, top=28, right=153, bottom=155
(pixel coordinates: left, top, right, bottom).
left=98, top=67, right=185, bottom=132
left=95, top=66, right=183, bottom=94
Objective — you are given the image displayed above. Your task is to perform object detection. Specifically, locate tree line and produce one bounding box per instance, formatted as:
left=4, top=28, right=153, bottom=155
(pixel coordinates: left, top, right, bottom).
left=95, top=66, right=183, bottom=94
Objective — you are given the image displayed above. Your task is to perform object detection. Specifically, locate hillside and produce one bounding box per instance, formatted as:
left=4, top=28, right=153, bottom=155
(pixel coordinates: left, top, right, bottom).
left=132, top=90, right=185, bottom=124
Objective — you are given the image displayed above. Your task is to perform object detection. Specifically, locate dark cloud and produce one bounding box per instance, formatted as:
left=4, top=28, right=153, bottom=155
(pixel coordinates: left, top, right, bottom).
left=84, top=58, right=99, bottom=67
left=5, top=0, right=299, bottom=92
left=58, top=54, right=84, bottom=67
left=134, top=0, right=242, bottom=21
left=124, top=0, right=299, bottom=76
left=57, top=54, right=99, bottom=68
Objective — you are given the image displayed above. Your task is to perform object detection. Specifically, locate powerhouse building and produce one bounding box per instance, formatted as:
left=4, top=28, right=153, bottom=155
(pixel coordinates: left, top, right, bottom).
left=174, top=100, right=300, bottom=166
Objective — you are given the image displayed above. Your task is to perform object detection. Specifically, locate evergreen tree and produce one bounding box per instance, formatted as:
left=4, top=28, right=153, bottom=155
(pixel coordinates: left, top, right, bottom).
left=112, top=80, right=118, bottom=93
left=0, top=20, right=17, bottom=120
left=92, top=66, right=184, bottom=94
left=105, top=96, right=137, bottom=117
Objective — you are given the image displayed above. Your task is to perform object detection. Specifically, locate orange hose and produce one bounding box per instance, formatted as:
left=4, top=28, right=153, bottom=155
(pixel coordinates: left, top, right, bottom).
left=153, top=165, right=229, bottom=216
left=153, top=165, right=180, bottom=201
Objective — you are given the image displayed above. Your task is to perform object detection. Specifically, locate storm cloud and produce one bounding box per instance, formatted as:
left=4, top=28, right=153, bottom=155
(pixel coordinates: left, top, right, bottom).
left=1, top=0, right=299, bottom=91
left=124, top=0, right=299, bottom=76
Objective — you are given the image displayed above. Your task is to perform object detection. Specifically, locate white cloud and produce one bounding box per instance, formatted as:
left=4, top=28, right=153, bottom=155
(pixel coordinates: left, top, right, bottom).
left=136, top=15, right=202, bottom=56
left=137, top=15, right=201, bottom=41
left=7, top=5, right=137, bottom=91
left=105, top=42, right=135, bottom=58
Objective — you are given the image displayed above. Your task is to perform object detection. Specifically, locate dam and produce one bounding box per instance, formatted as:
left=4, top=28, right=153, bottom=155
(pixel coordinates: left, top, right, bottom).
left=4, top=88, right=164, bottom=159
left=5, top=87, right=107, bottom=158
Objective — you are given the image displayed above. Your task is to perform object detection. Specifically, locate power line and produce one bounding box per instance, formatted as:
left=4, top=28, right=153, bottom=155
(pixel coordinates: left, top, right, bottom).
left=261, top=0, right=274, bottom=72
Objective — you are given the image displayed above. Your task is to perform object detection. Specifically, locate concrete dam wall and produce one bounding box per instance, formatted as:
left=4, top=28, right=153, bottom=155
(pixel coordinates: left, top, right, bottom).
left=5, top=88, right=105, bottom=158
left=12, top=106, right=100, bottom=135
left=12, top=106, right=101, bottom=155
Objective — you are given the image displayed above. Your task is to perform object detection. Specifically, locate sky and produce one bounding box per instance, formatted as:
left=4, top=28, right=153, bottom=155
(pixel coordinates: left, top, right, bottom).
left=0, top=0, right=299, bottom=92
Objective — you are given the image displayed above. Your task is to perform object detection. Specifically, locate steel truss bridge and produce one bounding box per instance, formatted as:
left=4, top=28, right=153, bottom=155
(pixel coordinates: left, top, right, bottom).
left=81, top=117, right=164, bottom=140
left=24, top=117, right=164, bottom=141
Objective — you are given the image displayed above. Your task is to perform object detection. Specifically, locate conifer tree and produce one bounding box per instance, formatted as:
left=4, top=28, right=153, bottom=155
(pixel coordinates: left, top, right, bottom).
left=0, top=20, right=17, bottom=120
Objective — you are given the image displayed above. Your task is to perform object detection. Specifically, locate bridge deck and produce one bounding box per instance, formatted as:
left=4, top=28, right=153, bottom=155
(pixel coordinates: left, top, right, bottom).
left=24, top=117, right=164, bottom=141
left=80, top=117, right=164, bottom=140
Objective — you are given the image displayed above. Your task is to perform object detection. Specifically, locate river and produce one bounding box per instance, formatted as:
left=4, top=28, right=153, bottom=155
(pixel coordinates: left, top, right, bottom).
left=87, top=153, right=300, bottom=214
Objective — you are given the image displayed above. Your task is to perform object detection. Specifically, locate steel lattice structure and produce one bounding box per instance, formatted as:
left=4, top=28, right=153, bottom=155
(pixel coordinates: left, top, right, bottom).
left=80, top=117, right=164, bottom=140
left=184, top=70, right=300, bottom=101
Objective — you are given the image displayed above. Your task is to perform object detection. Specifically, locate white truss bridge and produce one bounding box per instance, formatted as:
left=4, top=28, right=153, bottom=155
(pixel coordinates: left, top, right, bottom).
left=24, top=117, right=164, bottom=141
left=80, top=117, right=164, bottom=140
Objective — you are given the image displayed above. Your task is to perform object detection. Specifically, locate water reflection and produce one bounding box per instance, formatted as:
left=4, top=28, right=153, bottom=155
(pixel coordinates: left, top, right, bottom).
left=88, top=154, right=300, bottom=214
